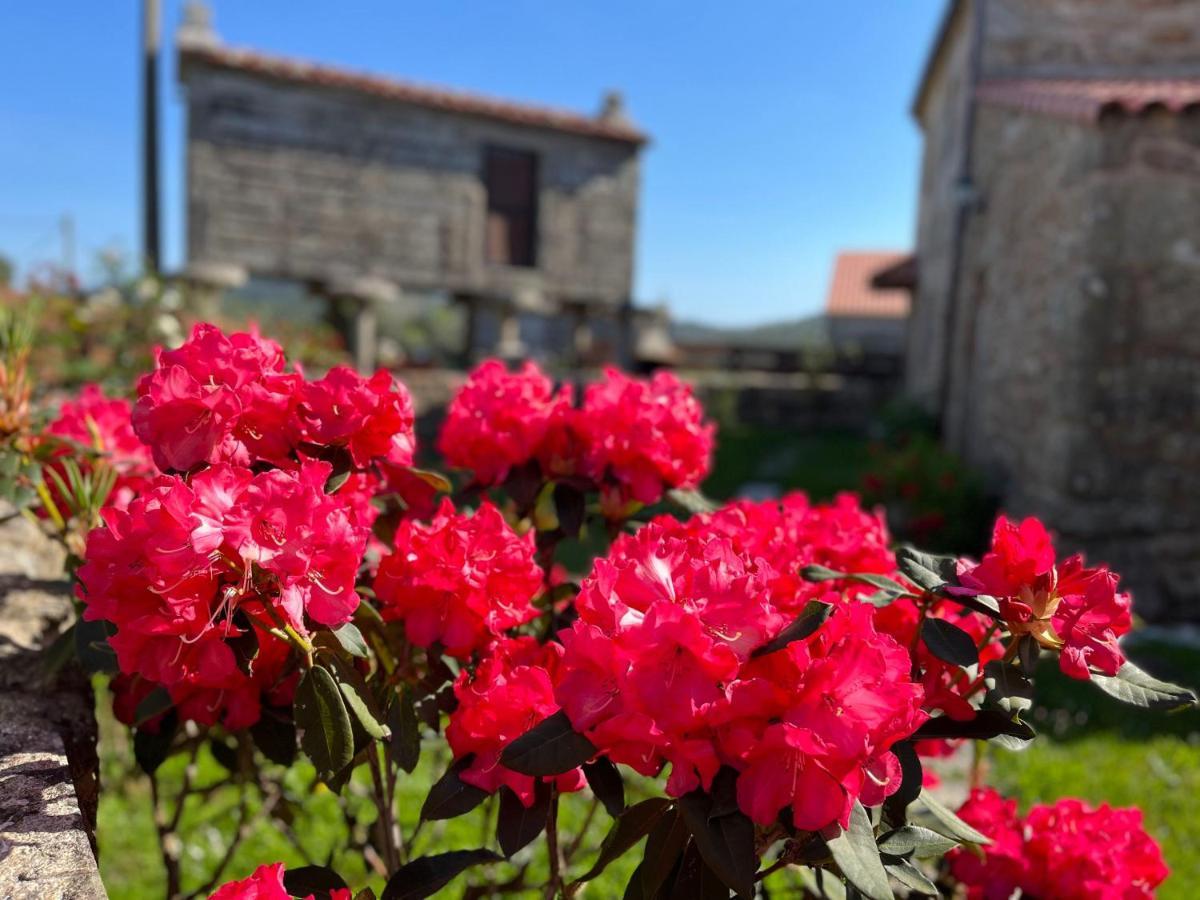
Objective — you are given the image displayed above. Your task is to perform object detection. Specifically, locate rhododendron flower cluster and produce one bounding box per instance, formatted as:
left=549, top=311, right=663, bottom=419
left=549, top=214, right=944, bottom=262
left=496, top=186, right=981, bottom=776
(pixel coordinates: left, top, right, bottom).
left=374, top=499, right=542, bottom=658
left=446, top=636, right=585, bottom=806
left=210, top=862, right=352, bottom=900
left=955, top=516, right=1132, bottom=679
left=437, top=360, right=571, bottom=485
left=45, top=382, right=155, bottom=510
left=132, top=323, right=414, bottom=473
left=948, top=787, right=1168, bottom=900
left=436, top=360, right=714, bottom=510
left=554, top=515, right=926, bottom=830
left=77, top=460, right=367, bottom=727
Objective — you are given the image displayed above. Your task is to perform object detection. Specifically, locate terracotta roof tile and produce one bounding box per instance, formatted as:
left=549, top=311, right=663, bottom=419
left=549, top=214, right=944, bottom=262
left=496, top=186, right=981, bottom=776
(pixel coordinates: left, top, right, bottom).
left=825, top=252, right=912, bottom=319
left=976, top=78, right=1200, bottom=123
left=180, top=44, right=648, bottom=146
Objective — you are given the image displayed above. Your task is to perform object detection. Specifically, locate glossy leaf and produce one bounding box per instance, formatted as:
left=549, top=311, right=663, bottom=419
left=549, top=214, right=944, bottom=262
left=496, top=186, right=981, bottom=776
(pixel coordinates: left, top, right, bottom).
left=496, top=782, right=551, bottom=857
left=823, top=801, right=893, bottom=900
left=895, top=546, right=958, bottom=593
left=282, top=865, right=349, bottom=898
left=499, top=710, right=596, bottom=776
left=876, top=825, right=957, bottom=858
left=295, top=665, right=355, bottom=779
left=913, top=709, right=1035, bottom=743
left=641, top=808, right=689, bottom=897
left=1091, top=660, right=1198, bottom=711
left=917, top=792, right=991, bottom=845
left=884, top=860, right=937, bottom=896
left=330, top=622, right=369, bottom=658
left=584, top=757, right=626, bottom=817
left=420, top=755, right=489, bottom=821
left=920, top=618, right=979, bottom=668
left=751, top=601, right=834, bottom=658
left=388, top=686, right=421, bottom=774
left=380, top=849, right=501, bottom=900
left=678, top=789, right=756, bottom=898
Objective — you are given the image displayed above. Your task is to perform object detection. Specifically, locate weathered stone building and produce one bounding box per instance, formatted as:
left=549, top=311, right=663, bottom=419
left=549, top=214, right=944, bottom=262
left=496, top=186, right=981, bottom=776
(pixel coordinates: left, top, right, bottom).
left=175, top=3, right=646, bottom=369
left=905, top=0, right=1200, bottom=618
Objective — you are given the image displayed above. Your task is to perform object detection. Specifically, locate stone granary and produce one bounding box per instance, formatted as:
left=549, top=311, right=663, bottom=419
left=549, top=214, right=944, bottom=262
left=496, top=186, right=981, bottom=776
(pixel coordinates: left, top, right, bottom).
left=175, top=3, right=647, bottom=371
left=904, top=0, right=1200, bottom=619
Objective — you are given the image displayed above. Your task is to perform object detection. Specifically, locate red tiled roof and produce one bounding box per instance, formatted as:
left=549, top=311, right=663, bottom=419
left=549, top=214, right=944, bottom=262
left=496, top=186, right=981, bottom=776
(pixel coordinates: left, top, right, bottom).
left=976, top=78, right=1200, bottom=123
left=825, top=252, right=912, bottom=319
left=180, top=44, right=648, bottom=146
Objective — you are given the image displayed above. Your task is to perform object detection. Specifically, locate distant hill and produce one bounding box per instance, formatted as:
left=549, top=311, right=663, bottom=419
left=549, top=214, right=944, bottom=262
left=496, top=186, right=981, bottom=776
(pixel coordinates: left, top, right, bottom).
left=671, top=315, right=830, bottom=350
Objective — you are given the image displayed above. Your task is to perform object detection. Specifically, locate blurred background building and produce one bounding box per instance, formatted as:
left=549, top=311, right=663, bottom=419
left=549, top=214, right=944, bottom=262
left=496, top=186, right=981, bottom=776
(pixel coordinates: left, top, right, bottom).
left=903, top=0, right=1200, bottom=617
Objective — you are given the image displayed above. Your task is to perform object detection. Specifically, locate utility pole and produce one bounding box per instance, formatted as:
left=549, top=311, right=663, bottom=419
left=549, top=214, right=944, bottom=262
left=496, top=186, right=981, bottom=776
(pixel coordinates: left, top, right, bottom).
left=142, top=0, right=161, bottom=274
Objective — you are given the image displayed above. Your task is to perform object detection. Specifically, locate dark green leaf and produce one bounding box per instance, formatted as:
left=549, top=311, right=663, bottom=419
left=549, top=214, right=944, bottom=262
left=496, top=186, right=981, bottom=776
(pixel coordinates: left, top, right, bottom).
left=209, top=737, right=239, bottom=773
left=407, top=467, right=453, bottom=493
left=228, top=610, right=261, bottom=675
left=846, top=573, right=912, bottom=596
left=380, top=849, right=501, bottom=900
left=75, top=617, right=118, bottom=674
left=882, top=742, right=922, bottom=826
left=133, top=686, right=174, bottom=726
left=752, top=601, right=834, bottom=658
left=554, top=483, right=586, bottom=538
left=916, top=792, right=990, bottom=845
left=250, top=707, right=298, bottom=767
left=983, top=661, right=1034, bottom=715
left=295, top=665, right=354, bottom=779
left=282, top=864, right=349, bottom=898
left=707, top=767, right=740, bottom=821
left=499, top=710, right=596, bottom=776
left=496, top=782, right=550, bottom=857
left=325, top=469, right=352, bottom=494
left=574, top=797, right=673, bottom=884
left=421, top=755, right=489, bottom=821
left=913, top=709, right=1034, bottom=743
left=337, top=678, right=389, bottom=740
left=678, top=790, right=756, bottom=898
left=133, top=711, right=177, bottom=775
left=584, top=757, right=625, bottom=817
left=641, top=808, right=689, bottom=897
left=920, top=618, right=979, bottom=668
left=388, top=686, right=421, bottom=774
left=876, top=826, right=957, bottom=858
left=801, top=564, right=845, bottom=581
left=505, top=459, right=543, bottom=509
left=822, top=801, right=893, bottom=900
left=954, top=592, right=1002, bottom=618
left=1091, top=660, right=1198, bottom=711
left=330, top=622, right=369, bottom=658
left=883, top=860, right=937, bottom=896
left=894, top=547, right=958, bottom=593
left=668, top=840, right=733, bottom=900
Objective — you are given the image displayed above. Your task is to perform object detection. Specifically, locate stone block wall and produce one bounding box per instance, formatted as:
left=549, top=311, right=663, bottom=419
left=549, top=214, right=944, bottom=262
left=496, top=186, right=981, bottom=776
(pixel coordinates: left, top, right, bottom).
left=184, top=67, right=640, bottom=307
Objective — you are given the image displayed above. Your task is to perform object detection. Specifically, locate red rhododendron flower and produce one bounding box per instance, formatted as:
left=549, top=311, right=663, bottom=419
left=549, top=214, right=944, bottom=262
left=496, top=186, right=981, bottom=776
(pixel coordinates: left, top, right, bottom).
left=955, top=516, right=1132, bottom=679
left=132, top=324, right=299, bottom=472
left=555, top=515, right=925, bottom=830
left=446, top=636, right=585, bottom=806
left=576, top=367, right=714, bottom=511
left=374, top=499, right=542, bottom=658
left=77, top=461, right=365, bottom=727
left=292, top=366, right=416, bottom=468
left=209, top=862, right=352, bottom=900
left=45, top=383, right=156, bottom=510
left=948, top=788, right=1168, bottom=900
left=437, top=360, right=572, bottom=485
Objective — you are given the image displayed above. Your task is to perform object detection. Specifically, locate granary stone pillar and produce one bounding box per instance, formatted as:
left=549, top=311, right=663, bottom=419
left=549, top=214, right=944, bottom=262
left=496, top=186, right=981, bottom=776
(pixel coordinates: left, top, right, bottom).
left=180, top=260, right=247, bottom=320
left=328, top=276, right=400, bottom=373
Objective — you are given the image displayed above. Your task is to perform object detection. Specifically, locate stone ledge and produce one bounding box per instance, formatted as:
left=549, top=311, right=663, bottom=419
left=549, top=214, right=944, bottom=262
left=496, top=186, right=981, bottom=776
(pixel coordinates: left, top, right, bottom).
left=0, top=512, right=106, bottom=900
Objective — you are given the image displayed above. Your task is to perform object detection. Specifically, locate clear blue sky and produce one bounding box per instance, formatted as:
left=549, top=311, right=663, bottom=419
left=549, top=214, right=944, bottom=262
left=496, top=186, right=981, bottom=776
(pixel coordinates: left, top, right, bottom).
left=0, top=1, right=945, bottom=326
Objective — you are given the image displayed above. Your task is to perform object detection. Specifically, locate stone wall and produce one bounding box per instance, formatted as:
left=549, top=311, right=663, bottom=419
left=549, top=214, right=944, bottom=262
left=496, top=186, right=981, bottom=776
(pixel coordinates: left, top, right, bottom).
left=183, top=66, right=640, bottom=307
left=984, top=0, right=1200, bottom=78
left=939, top=102, right=1200, bottom=619
left=0, top=512, right=106, bottom=899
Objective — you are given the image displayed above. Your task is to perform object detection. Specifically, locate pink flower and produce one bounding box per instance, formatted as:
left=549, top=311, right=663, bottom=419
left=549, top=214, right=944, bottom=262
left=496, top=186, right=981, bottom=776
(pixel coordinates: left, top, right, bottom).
left=437, top=360, right=572, bottom=485
left=956, top=516, right=1133, bottom=679
left=209, top=863, right=352, bottom=900
left=446, top=636, right=586, bottom=806
left=45, top=383, right=156, bottom=510
left=576, top=368, right=714, bottom=511
left=132, top=324, right=296, bottom=471
left=293, top=366, right=416, bottom=468
left=373, top=499, right=542, bottom=658
left=948, top=788, right=1168, bottom=900
left=555, top=515, right=925, bottom=830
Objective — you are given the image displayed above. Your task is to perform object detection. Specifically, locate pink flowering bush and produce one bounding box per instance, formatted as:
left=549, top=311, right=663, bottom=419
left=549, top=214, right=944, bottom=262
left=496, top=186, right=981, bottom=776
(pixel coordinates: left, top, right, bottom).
left=948, top=787, right=1168, bottom=899
left=17, top=322, right=1190, bottom=899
